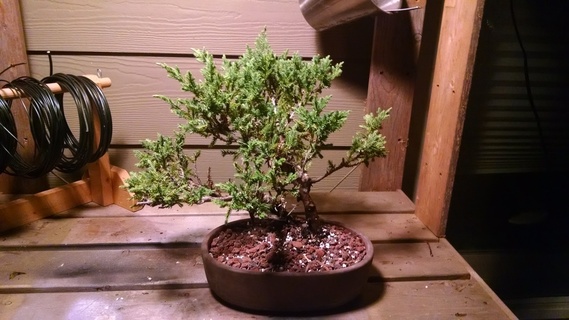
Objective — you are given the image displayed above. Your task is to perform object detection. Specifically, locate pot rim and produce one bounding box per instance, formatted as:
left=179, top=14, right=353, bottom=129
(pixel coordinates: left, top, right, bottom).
left=201, top=218, right=374, bottom=276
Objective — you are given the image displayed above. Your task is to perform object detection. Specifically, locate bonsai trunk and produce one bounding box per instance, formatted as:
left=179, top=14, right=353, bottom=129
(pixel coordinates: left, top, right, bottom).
left=298, top=173, right=321, bottom=231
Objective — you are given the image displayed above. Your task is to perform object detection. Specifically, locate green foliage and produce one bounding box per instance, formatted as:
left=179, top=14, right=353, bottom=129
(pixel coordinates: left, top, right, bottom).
left=125, top=30, right=389, bottom=220
left=348, top=109, right=390, bottom=165
left=124, top=132, right=212, bottom=208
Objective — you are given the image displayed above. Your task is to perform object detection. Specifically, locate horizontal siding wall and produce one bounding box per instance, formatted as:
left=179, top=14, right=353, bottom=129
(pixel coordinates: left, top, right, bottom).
left=15, top=0, right=375, bottom=191
left=457, top=0, right=569, bottom=174
left=21, top=0, right=368, bottom=58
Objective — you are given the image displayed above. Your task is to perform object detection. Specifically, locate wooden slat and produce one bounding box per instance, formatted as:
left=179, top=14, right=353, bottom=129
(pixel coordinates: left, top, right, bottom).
left=414, top=0, right=485, bottom=237
left=370, top=241, right=470, bottom=282
left=0, top=241, right=468, bottom=293
left=0, top=247, right=208, bottom=293
left=0, top=180, right=92, bottom=233
left=0, top=280, right=513, bottom=319
left=454, top=247, right=533, bottom=319
left=28, top=55, right=368, bottom=146
left=0, top=160, right=138, bottom=234
left=0, top=213, right=436, bottom=247
left=321, top=213, right=436, bottom=243
left=301, top=190, right=415, bottom=213
left=20, top=0, right=370, bottom=60
left=359, top=8, right=425, bottom=191
left=12, top=190, right=414, bottom=218
left=361, top=280, right=514, bottom=319
left=0, top=215, right=240, bottom=247
left=0, top=192, right=426, bottom=245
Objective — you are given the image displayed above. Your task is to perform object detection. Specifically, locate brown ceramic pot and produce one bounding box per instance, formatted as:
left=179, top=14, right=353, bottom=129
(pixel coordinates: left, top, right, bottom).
left=201, top=219, right=373, bottom=313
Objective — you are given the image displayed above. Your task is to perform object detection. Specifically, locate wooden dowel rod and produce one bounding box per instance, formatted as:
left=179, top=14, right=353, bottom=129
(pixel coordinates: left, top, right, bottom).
left=0, top=75, right=111, bottom=99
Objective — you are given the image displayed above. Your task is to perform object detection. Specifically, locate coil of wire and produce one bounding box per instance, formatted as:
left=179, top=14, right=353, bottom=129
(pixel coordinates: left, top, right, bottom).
left=42, top=73, right=113, bottom=173
left=0, top=95, right=17, bottom=173
left=0, top=74, right=112, bottom=178
left=2, top=77, right=66, bottom=178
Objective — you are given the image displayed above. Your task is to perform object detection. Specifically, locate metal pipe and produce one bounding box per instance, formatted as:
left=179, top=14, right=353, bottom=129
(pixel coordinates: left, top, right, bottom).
left=299, top=0, right=421, bottom=31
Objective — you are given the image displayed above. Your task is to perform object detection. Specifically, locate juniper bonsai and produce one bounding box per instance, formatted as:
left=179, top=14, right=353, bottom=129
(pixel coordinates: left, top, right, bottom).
left=125, top=30, right=389, bottom=229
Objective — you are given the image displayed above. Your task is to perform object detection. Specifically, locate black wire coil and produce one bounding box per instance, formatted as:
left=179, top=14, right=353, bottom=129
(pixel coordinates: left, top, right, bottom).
left=42, top=73, right=113, bottom=172
left=0, top=74, right=113, bottom=178
left=2, top=77, right=66, bottom=178
left=0, top=96, right=17, bottom=173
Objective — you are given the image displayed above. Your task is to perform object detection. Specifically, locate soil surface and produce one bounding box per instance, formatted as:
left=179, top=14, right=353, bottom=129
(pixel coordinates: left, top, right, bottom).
left=208, top=219, right=368, bottom=272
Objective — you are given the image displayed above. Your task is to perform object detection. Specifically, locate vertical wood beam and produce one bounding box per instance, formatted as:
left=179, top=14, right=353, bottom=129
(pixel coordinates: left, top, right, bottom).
left=359, top=8, right=425, bottom=191
left=87, top=154, right=114, bottom=206
left=414, top=0, right=485, bottom=237
left=0, top=0, right=47, bottom=194
left=0, top=0, right=29, bottom=79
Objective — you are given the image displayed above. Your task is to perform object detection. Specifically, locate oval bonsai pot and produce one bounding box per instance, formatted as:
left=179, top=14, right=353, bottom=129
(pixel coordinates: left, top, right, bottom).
left=201, top=219, right=374, bottom=313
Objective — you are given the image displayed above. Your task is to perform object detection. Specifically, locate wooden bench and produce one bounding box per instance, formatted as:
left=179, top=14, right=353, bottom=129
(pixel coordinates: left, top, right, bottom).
left=0, top=192, right=515, bottom=319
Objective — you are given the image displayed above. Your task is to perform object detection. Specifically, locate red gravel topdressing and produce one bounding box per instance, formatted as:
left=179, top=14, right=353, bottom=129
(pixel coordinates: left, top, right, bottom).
left=209, top=219, right=368, bottom=273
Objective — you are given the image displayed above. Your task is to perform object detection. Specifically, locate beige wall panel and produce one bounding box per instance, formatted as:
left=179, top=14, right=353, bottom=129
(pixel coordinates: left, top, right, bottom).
left=20, top=0, right=358, bottom=59
left=29, top=55, right=368, bottom=146
left=108, top=148, right=360, bottom=191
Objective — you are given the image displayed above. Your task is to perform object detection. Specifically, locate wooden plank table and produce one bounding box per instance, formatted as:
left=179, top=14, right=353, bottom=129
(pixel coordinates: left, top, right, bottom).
left=0, top=191, right=516, bottom=319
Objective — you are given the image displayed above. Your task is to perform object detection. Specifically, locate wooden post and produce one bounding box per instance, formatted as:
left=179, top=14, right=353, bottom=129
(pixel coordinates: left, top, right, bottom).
left=0, top=0, right=29, bottom=80
left=413, top=0, right=485, bottom=237
left=359, top=8, right=425, bottom=191
left=0, top=0, right=49, bottom=194
left=87, top=154, right=114, bottom=206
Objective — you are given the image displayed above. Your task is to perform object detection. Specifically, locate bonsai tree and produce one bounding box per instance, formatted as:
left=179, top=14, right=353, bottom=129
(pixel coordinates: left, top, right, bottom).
left=125, top=30, right=389, bottom=231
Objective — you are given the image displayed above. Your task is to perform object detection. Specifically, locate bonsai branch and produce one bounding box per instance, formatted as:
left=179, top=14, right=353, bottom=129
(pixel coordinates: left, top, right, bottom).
left=311, top=158, right=360, bottom=184
left=135, top=194, right=232, bottom=207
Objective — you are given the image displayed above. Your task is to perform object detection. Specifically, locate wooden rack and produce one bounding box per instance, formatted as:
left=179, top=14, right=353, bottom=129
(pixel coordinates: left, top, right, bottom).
left=0, top=75, right=140, bottom=233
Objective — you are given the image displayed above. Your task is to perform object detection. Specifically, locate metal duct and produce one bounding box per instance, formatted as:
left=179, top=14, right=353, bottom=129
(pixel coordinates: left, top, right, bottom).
left=299, top=0, right=420, bottom=31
